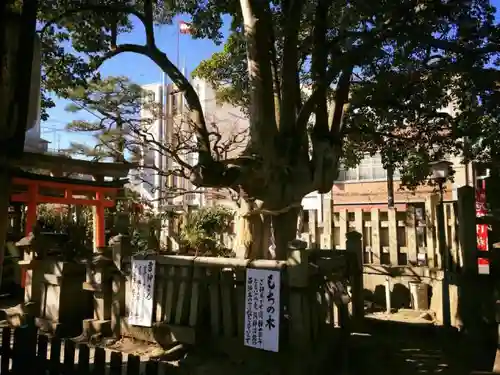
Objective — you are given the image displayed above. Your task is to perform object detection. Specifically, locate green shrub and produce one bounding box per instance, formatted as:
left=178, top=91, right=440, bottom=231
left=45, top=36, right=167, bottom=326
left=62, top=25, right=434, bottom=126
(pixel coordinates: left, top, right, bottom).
left=180, top=206, right=234, bottom=256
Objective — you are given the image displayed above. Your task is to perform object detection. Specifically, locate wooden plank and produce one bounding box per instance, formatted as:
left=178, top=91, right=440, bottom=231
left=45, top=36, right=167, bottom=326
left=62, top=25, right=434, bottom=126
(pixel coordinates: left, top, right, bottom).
left=158, top=361, right=170, bottom=375
left=371, top=209, right=381, bottom=264
left=311, top=289, right=320, bottom=339
left=388, top=208, right=398, bottom=265
left=49, top=336, right=61, bottom=375
left=125, top=254, right=287, bottom=269
left=63, top=339, right=76, bottom=374
left=220, top=270, right=234, bottom=338
left=444, top=203, right=450, bottom=241
left=188, top=267, right=202, bottom=327
left=353, top=209, right=363, bottom=235
left=308, top=209, right=317, bottom=248
left=174, top=266, right=190, bottom=325
left=208, top=268, right=221, bottom=336
left=145, top=360, right=159, bottom=375
left=406, top=206, right=418, bottom=265
left=338, top=208, right=348, bottom=249
left=448, top=203, right=459, bottom=271
left=37, top=333, right=49, bottom=374
left=1, top=328, right=11, bottom=374
left=321, top=287, right=331, bottom=325
left=155, top=265, right=165, bottom=323
left=301, top=293, right=312, bottom=346
left=425, top=195, right=438, bottom=268
left=323, top=196, right=333, bottom=237
left=126, top=354, right=141, bottom=375
left=11, top=328, right=23, bottom=374
left=109, top=351, right=123, bottom=375
left=235, top=269, right=246, bottom=340
left=163, top=266, right=176, bottom=323
left=93, top=347, right=106, bottom=375
left=11, top=151, right=134, bottom=179
left=333, top=299, right=339, bottom=328
left=76, top=343, right=90, bottom=375
left=288, top=292, right=304, bottom=343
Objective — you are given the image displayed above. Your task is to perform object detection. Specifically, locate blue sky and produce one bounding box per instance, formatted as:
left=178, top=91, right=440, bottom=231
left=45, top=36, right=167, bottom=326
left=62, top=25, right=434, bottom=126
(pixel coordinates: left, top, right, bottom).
left=41, top=15, right=232, bottom=151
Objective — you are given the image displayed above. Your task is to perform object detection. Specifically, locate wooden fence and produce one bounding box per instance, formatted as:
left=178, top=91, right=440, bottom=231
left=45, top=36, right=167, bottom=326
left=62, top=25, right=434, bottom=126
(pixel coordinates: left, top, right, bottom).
left=300, top=196, right=463, bottom=270
left=116, top=233, right=364, bottom=352
left=0, top=325, right=172, bottom=375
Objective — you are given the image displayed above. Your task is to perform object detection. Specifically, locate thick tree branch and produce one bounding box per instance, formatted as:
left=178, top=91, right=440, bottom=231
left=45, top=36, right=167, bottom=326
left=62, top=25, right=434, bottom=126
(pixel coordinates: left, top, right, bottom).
left=93, top=44, right=212, bottom=161
left=268, top=24, right=281, bottom=119
left=330, top=66, right=353, bottom=137
left=240, top=0, right=278, bottom=154
left=310, top=0, right=329, bottom=140
left=426, top=37, right=499, bottom=55
left=279, top=0, right=304, bottom=131
left=143, top=0, right=156, bottom=47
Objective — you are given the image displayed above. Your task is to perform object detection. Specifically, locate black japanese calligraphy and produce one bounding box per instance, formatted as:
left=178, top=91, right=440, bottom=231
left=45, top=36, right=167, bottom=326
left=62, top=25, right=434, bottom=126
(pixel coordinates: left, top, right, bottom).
left=265, top=316, right=276, bottom=330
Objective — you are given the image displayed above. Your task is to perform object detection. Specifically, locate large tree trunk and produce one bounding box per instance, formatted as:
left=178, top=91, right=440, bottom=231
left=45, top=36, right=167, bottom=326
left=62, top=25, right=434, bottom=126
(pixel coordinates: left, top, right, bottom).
left=232, top=196, right=300, bottom=260
left=233, top=198, right=270, bottom=259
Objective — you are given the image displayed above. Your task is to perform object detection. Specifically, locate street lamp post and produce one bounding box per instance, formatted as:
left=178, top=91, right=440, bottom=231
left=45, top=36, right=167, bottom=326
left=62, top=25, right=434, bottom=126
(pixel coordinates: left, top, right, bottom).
left=429, top=160, right=453, bottom=327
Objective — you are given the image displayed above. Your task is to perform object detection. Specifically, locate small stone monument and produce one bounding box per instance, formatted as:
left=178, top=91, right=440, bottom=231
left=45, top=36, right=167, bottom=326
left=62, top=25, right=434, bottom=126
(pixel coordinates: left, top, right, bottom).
left=82, top=246, right=122, bottom=339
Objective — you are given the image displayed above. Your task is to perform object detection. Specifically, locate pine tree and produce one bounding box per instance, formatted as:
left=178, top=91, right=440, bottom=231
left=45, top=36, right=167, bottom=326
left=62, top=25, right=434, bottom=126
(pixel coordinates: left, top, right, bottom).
left=64, top=76, right=148, bottom=164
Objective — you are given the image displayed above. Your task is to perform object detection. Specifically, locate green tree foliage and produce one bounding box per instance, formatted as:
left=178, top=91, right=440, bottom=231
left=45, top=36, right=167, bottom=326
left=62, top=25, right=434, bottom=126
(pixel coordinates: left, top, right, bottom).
left=36, top=0, right=500, bottom=258
left=192, top=2, right=500, bottom=188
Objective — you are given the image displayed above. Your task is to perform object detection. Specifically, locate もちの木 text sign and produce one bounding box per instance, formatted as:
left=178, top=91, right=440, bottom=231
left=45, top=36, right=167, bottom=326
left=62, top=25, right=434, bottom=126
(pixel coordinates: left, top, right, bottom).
left=244, top=268, right=281, bottom=352
left=128, top=259, right=156, bottom=327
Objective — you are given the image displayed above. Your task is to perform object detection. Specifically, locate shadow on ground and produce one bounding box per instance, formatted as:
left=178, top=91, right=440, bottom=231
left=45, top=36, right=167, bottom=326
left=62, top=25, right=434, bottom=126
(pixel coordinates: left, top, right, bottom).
left=348, top=318, right=497, bottom=375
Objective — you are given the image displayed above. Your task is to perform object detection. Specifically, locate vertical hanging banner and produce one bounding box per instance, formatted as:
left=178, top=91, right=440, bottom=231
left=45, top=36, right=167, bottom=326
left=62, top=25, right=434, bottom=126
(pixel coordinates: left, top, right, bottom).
left=476, top=180, right=489, bottom=275
left=244, top=268, right=281, bottom=352
left=128, top=259, right=156, bottom=327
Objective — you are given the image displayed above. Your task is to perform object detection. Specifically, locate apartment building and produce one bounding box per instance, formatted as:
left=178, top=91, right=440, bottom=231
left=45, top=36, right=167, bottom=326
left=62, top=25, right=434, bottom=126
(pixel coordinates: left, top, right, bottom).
left=132, top=78, right=250, bottom=212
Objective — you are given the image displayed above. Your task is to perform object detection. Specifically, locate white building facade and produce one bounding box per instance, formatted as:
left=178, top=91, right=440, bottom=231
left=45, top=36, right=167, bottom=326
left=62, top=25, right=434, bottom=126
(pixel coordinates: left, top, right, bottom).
left=132, top=78, right=327, bottom=215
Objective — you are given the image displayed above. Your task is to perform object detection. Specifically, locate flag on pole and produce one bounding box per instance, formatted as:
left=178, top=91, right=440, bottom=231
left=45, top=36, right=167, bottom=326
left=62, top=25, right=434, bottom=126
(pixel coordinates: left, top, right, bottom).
left=179, top=21, right=194, bottom=35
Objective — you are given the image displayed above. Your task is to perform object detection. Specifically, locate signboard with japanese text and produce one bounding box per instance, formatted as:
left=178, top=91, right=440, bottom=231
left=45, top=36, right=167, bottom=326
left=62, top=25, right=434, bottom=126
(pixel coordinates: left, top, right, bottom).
left=476, top=180, right=490, bottom=274
left=244, top=268, right=281, bottom=352
left=128, top=259, right=156, bottom=327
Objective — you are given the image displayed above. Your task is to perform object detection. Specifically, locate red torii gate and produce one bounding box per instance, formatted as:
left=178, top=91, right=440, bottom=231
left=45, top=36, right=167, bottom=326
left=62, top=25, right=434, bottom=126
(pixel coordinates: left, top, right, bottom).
left=4, top=154, right=133, bottom=290
left=10, top=174, right=124, bottom=247
left=6, top=152, right=134, bottom=247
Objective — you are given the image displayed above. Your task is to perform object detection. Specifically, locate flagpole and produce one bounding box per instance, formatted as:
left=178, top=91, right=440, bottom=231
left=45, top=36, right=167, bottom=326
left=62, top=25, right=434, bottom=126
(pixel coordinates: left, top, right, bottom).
left=177, top=20, right=180, bottom=68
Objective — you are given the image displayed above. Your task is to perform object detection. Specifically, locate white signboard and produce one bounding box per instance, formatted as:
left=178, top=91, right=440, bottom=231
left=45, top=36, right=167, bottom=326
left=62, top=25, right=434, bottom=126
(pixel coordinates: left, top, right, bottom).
left=128, top=259, right=156, bottom=327
left=244, top=268, right=281, bottom=352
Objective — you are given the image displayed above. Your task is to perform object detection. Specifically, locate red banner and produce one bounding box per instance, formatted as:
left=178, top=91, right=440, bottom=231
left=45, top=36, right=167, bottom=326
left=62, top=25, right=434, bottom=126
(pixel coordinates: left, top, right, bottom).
left=476, top=180, right=489, bottom=271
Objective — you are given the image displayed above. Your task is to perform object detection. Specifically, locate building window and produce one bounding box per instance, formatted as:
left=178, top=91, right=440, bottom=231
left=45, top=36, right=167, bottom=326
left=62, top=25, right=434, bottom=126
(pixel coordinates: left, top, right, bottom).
left=171, top=94, right=178, bottom=115
left=336, top=154, right=400, bottom=182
